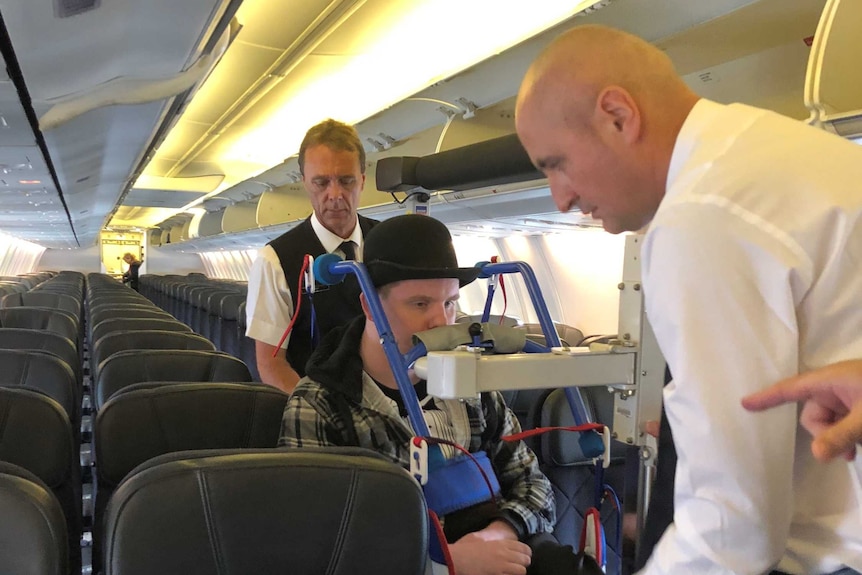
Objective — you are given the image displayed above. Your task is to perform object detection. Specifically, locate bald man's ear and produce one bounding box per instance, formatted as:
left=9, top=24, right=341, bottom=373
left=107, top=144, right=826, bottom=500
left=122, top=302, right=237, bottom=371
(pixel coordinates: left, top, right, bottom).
left=596, top=86, right=641, bottom=144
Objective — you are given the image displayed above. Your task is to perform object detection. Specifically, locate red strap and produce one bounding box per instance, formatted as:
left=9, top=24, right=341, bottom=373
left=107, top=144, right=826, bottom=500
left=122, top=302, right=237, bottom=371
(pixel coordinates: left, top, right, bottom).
left=272, top=254, right=310, bottom=356
left=501, top=423, right=604, bottom=443
left=428, top=509, right=455, bottom=575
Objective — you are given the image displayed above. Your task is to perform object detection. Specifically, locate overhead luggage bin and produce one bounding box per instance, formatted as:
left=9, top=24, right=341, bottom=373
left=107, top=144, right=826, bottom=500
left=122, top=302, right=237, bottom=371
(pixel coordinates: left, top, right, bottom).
left=804, top=0, right=862, bottom=138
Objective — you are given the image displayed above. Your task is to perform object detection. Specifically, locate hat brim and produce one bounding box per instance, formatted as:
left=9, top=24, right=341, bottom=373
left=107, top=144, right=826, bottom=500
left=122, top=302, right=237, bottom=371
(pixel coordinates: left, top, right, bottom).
left=367, top=261, right=481, bottom=289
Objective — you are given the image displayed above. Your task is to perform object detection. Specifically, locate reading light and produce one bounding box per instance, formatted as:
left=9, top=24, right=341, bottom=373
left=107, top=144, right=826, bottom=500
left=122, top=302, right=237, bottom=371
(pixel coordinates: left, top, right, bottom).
left=225, top=0, right=605, bottom=168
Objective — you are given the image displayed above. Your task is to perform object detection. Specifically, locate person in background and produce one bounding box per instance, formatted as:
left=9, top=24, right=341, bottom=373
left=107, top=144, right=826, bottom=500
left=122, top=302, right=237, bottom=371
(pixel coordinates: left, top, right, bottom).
left=121, top=252, right=142, bottom=291
left=515, top=24, right=862, bottom=575
left=245, top=119, right=378, bottom=394
left=744, top=360, right=862, bottom=463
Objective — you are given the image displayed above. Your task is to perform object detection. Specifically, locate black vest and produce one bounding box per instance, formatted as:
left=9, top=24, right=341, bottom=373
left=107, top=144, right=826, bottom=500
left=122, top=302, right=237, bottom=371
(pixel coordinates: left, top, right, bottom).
left=268, top=215, right=378, bottom=376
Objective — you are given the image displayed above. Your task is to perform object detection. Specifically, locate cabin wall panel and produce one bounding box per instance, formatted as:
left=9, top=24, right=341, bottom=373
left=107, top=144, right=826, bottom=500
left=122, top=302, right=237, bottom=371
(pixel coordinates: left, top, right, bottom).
left=147, top=248, right=206, bottom=276
left=540, top=232, right=626, bottom=336
left=38, top=245, right=101, bottom=273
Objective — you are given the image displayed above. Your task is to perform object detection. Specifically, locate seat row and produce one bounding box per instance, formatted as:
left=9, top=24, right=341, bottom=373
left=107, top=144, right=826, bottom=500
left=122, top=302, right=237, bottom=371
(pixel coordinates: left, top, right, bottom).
left=1, top=447, right=428, bottom=575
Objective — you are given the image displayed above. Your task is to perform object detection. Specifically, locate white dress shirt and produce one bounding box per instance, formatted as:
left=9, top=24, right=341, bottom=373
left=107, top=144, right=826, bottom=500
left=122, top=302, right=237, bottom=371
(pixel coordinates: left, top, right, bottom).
left=640, top=99, right=862, bottom=575
left=245, top=213, right=365, bottom=348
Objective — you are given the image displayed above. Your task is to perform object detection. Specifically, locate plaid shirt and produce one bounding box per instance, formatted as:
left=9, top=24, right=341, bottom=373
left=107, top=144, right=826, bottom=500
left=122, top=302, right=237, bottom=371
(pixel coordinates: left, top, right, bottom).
left=278, top=316, right=556, bottom=539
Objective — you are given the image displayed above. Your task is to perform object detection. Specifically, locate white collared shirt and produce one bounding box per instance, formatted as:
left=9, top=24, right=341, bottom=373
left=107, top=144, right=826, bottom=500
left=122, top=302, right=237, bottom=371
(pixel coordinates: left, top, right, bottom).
left=640, top=99, right=862, bottom=574
left=245, top=212, right=365, bottom=348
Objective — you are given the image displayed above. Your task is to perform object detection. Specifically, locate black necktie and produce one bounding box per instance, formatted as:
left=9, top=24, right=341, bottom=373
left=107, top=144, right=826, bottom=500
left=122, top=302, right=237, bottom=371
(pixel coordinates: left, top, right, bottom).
left=339, top=240, right=356, bottom=261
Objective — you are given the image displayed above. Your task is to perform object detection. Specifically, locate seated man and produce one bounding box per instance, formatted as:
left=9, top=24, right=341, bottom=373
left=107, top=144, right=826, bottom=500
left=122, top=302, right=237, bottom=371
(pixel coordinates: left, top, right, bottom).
left=279, top=214, right=589, bottom=575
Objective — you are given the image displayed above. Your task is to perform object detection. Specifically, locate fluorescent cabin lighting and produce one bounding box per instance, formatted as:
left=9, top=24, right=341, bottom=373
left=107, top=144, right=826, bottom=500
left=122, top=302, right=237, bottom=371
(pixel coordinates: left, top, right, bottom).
left=226, top=0, right=603, bottom=167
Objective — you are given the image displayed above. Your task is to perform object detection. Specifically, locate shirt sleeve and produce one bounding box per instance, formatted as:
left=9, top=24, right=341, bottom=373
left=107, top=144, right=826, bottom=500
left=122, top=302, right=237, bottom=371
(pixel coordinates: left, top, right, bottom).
left=245, top=245, right=294, bottom=348
left=638, top=203, right=806, bottom=575
left=278, top=385, right=343, bottom=449
left=484, top=392, right=556, bottom=538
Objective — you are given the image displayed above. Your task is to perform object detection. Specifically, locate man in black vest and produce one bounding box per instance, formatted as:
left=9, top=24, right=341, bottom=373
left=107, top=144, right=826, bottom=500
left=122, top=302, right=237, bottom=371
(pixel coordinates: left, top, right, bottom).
left=246, top=119, right=378, bottom=393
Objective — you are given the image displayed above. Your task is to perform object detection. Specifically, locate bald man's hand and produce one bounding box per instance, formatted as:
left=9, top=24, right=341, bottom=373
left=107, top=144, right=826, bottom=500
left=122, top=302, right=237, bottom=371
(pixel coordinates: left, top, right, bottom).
left=742, top=361, right=862, bottom=462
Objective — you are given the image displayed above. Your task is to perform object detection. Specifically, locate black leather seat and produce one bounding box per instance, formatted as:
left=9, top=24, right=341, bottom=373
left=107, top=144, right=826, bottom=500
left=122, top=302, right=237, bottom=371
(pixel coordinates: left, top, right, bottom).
left=91, top=317, right=192, bottom=347
left=91, top=330, right=215, bottom=381
left=0, top=349, right=79, bottom=427
left=0, top=307, right=78, bottom=345
left=92, top=382, right=289, bottom=570
left=0, top=328, right=80, bottom=387
left=0, top=388, right=81, bottom=573
left=236, top=300, right=261, bottom=381
left=95, top=349, right=251, bottom=410
left=1, top=291, right=81, bottom=322
left=0, top=461, right=68, bottom=575
left=102, top=448, right=428, bottom=575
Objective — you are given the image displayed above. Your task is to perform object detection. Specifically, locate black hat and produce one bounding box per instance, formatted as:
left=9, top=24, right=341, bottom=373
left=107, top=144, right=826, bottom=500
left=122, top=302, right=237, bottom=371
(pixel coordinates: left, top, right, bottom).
left=364, top=215, right=481, bottom=288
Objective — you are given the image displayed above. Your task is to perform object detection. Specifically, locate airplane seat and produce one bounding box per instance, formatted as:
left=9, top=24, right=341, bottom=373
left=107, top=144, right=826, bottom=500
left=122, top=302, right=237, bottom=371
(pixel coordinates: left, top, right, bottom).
left=91, top=382, right=289, bottom=573
left=95, top=349, right=252, bottom=410
left=499, top=387, right=552, bottom=451
left=91, top=330, right=216, bottom=382
left=102, top=447, right=428, bottom=575
left=0, top=461, right=69, bottom=575
left=90, top=317, right=192, bottom=350
left=202, top=289, right=242, bottom=345
left=1, top=292, right=81, bottom=323
left=0, top=307, right=79, bottom=347
left=236, top=300, right=261, bottom=381
left=0, top=328, right=80, bottom=388
left=218, top=294, right=246, bottom=355
left=88, top=307, right=174, bottom=344
left=533, top=388, right=631, bottom=573
left=0, top=349, right=80, bottom=429
left=0, top=388, right=81, bottom=573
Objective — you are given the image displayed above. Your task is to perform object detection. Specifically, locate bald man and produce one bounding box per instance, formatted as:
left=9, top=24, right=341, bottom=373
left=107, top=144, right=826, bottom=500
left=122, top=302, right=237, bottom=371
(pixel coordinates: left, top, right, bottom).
left=517, top=25, right=862, bottom=575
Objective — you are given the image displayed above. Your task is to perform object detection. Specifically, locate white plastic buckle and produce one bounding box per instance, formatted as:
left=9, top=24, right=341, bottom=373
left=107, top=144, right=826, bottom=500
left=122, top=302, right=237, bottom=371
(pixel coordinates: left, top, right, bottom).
left=304, top=255, right=315, bottom=293
left=410, top=437, right=429, bottom=485
left=602, top=426, right=611, bottom=469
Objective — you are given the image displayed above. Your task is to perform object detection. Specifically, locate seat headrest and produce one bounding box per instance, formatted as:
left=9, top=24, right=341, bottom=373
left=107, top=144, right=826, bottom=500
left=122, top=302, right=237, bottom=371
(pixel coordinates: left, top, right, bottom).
left=0, top=462, right=68, bottom=575
left=104, top=448, right=428, bottom=575
left=96, top=383, right=288, bottom=486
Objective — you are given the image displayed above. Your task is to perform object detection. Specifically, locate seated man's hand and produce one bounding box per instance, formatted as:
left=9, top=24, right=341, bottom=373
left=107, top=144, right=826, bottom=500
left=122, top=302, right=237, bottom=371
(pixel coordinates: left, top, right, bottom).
left=448, top=532, right=532, bottom=575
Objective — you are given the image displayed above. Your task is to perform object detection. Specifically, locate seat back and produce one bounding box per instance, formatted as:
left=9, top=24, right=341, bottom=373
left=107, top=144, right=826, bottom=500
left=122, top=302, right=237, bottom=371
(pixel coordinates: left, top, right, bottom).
left=1, top=292, right=81, bottom=321
left=0, top=462, right=68, bottom=575
left=0, top=388, right=81, bottom=572
left=0, top=349, right=79, bottom=426
left=534, top=387, right=627, bottom=573
left=103, top=448, right=428, bottom=575
left=92, top=330, right=215, bottom=380
left=96, top=383, right=288, bottom=488
left=0, top=328, right=80, bottom=385
left=0, top=307, right=78, bottom=343
left=91, top=317, right=191, bottom=346
left=92, top=383, right=288, bottom=572
left=95, top=349, right=251, bottom=409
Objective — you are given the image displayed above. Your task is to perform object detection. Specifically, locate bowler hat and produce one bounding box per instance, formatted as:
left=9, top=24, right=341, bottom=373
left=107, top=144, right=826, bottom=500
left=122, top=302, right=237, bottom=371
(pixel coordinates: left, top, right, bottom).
left=364, top=215, right=481, bottom=288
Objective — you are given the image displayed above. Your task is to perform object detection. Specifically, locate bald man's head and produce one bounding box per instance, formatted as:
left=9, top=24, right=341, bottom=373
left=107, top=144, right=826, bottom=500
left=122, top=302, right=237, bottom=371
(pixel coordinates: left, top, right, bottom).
left=515, top=25, right=698, bottom=234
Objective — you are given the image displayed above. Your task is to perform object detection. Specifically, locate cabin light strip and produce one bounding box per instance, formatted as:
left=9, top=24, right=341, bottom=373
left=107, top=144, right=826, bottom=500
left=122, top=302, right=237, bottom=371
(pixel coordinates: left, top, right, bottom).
left=223, top=0, right=605, bottom=168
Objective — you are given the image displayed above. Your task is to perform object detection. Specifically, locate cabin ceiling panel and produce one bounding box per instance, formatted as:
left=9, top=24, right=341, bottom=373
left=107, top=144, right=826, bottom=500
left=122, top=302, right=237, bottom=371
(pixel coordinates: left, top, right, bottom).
left=234, top=0, right=339, bottom=51
left=656, top=0, right=826, bottom=76
left=177, top=42, right=282, bottom=126
left=43, top=100, right=167, bottom=246
left=685, top=41, right=812, bottom=120
left=144, top=0, right=830, bottom=244
left=122, top=188, right=207, bottom=208
left=2, top=0, right=226, bottom=102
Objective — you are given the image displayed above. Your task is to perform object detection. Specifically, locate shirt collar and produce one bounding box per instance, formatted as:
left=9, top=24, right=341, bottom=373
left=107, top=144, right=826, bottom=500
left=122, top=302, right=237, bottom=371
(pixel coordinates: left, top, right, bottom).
left=665, top=98, right=722, bottom=199
left=310, top=211, right=364, bottom=256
